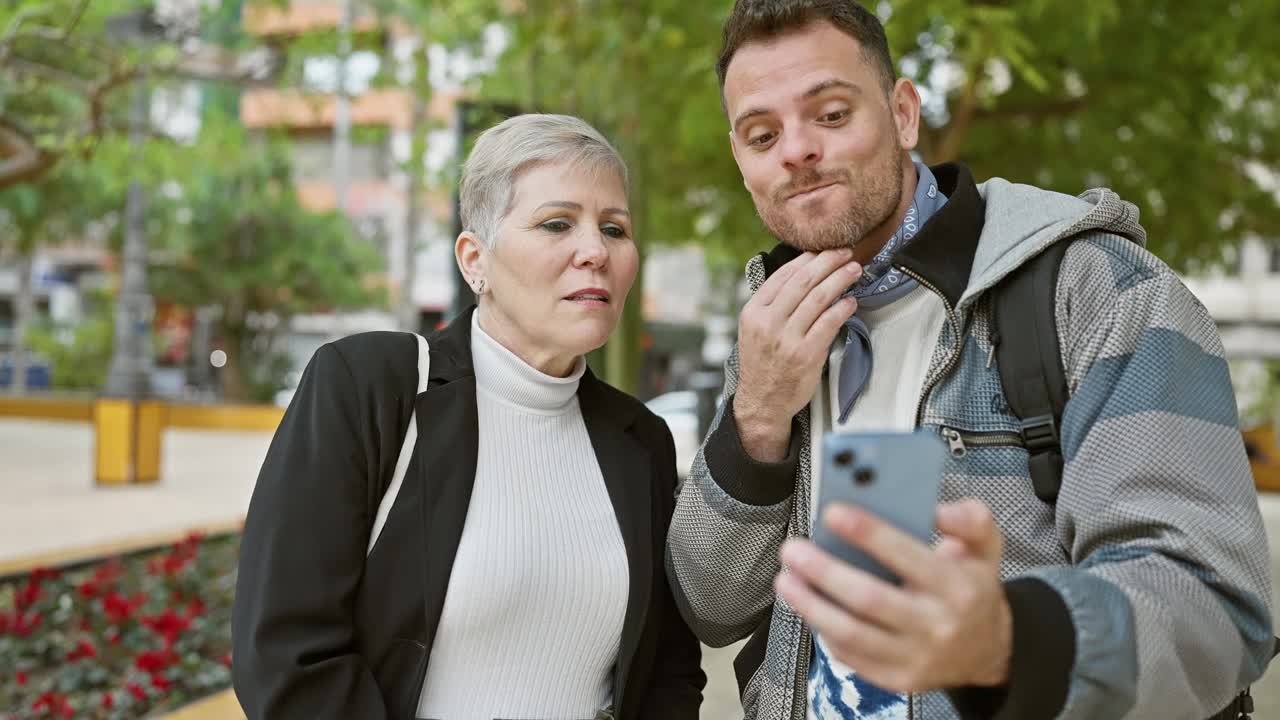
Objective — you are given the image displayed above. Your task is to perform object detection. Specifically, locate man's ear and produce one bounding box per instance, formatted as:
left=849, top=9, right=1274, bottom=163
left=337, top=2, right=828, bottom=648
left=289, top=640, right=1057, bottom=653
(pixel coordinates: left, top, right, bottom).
left=891, top=78, right=922, bottom=152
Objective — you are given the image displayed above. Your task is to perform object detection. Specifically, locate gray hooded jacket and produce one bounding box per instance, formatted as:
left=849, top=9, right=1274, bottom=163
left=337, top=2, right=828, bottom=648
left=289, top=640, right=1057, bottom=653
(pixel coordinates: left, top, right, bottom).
left=667, top=163, right=1274, bottom=720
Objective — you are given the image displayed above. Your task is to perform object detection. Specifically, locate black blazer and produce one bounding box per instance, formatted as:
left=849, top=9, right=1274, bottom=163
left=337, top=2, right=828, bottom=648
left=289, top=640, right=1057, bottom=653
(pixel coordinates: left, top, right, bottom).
left=232, top=307, right=705, bottom=720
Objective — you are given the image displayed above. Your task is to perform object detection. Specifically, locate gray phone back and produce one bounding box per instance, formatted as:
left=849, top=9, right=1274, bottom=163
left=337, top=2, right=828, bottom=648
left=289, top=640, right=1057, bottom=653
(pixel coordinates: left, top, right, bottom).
left=813, top=430, right=946, bottom=586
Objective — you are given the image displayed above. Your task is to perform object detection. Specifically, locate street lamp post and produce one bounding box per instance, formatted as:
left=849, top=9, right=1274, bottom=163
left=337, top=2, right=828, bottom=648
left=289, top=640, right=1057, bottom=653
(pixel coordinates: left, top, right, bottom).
left=98, top=7, right=167, bottom=486
left=333, top=0, right=353, bottom=214
left=103, top=84, right=156, bottom=401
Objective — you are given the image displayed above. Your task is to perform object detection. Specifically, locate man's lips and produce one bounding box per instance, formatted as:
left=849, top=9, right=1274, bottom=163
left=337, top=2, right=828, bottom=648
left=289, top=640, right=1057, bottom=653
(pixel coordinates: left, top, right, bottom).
left=787, top=182, right=839, bottom=201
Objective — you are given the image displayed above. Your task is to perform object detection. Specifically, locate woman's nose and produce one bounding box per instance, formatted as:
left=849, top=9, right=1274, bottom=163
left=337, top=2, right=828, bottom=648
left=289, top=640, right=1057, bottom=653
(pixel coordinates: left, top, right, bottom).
left=573, top=229, right=610, bottom=269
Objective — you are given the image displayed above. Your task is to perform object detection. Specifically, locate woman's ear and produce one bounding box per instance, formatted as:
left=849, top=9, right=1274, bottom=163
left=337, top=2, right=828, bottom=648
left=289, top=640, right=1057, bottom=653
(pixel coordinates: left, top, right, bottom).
left=455, top=231, right=486, bottom=292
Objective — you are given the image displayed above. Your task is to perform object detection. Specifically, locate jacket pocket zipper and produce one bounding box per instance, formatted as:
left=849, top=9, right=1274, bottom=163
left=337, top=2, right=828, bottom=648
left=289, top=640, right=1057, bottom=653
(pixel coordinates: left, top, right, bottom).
left=940, top=427, right=1023, bottom=459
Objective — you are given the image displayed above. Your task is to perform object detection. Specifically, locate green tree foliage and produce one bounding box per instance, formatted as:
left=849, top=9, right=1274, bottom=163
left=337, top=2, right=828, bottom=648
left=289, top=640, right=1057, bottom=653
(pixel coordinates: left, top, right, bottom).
left=884, top=0, right=1280, bottom=271
left=448, top=0, right=1277, bottom=390
left=25, top=286, right=115, bottom=390
left=476, top=0, right=1278, bottom=267
left=0, top=158, right=117, bottom=391
left=146, top=122, right=385, bottom=403
left=1, top=0, right=281, bottom=190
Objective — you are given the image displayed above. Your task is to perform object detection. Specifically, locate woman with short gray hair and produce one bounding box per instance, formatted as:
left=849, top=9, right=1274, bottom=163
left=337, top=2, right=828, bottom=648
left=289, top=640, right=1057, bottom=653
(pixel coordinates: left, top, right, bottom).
left=232, top=114, right=705, bottom=720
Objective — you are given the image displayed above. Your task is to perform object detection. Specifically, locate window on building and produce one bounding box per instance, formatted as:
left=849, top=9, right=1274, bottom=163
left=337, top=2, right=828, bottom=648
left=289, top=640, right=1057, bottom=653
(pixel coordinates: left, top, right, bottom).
left=290, top=136, right=389, bottom=182
left=302, top=52, right=381, bottom=94
left=354, top=215, right=390, bottom=261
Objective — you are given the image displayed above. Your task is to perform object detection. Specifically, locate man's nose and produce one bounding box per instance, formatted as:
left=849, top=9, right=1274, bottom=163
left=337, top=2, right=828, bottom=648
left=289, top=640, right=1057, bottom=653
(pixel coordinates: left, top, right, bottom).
left=779, top=125, right=822, bottom=171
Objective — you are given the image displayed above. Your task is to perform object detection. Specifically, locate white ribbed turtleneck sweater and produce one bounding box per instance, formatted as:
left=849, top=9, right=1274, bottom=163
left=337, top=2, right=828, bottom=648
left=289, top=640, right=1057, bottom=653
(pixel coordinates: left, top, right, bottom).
left=415, top=314, right=630, bottom=720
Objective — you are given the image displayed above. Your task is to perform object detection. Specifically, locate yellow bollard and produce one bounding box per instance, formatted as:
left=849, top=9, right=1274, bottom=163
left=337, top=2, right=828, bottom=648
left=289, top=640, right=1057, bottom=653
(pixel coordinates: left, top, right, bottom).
left=135, top=399, right=163, bottom=483
left=94, top=398, right=164, bottom=485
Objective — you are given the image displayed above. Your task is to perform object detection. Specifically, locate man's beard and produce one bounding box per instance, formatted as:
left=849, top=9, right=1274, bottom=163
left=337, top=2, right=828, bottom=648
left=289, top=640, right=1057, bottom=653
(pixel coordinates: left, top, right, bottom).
left=756, top=151, right=905, bottom=253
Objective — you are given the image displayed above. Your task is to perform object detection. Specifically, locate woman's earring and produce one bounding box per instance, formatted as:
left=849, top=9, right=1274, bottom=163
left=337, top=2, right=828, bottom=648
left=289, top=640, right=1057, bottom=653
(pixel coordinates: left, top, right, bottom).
left=475, top=279, right=485, bottom=295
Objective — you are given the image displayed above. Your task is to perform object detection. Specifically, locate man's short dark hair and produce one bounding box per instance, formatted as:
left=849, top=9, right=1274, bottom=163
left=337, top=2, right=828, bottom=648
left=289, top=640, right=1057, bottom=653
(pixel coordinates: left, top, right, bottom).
left=717, top=0, right=896, bottom=104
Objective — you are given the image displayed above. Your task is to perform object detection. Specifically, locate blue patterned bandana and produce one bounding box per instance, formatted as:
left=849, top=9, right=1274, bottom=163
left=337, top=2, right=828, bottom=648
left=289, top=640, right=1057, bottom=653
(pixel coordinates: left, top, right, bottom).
left=836, top=162, right=948, bottom=423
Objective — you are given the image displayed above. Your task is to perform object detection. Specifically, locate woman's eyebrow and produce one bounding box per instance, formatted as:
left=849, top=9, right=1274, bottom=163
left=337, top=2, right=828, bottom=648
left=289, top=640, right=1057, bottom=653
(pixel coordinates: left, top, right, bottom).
left=533, top=201, right=582, bottom=213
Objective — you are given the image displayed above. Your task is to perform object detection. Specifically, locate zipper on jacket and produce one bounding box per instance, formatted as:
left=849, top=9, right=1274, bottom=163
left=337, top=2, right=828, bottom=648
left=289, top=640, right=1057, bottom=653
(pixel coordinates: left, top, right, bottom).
left=894, top=267, right=957, bottom=720
left=898, top=266, right=963, bottom=428
left=940, top=426, right=1024, bottom=459
left=791, top=625, right=811, bottom=720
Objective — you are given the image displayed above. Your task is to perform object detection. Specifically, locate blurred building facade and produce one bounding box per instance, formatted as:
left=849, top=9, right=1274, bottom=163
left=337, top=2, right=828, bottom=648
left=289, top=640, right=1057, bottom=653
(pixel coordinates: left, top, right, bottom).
left=1185, top=237, right=1280, bottom=359
left=240, top=0, right=460, bottom=348
left=238, top=1, right=716, bottom=401
left=1185, top=237, right=1280, bottom=424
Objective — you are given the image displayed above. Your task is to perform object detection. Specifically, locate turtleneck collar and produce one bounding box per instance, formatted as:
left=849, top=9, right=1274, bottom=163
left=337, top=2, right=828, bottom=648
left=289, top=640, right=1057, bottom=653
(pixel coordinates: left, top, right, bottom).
left=470, top=312, right=585, bottom=414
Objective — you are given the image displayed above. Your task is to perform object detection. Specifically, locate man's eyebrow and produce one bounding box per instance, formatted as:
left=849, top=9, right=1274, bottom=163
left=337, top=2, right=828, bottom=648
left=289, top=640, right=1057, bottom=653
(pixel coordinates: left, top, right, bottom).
left=802, top=78, right=860, bottom=99
left=732, top=79, right=861, bottom=133
left=732, top=108, right=770, bottom=134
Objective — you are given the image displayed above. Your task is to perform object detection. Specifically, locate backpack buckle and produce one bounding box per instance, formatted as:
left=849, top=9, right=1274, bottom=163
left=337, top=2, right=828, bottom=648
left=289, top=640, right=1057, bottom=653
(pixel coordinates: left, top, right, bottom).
left=1020, top=414, right=1060, bottom=453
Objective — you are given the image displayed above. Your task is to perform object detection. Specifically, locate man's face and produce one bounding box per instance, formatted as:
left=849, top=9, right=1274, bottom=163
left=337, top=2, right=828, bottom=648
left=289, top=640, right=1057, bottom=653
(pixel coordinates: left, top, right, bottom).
left=723, top=21, right=918, bottom=252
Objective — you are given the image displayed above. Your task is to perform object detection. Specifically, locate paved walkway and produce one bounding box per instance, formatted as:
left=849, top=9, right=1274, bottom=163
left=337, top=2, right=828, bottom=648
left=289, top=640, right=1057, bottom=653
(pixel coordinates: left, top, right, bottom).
left=5, top=416, right=1280, bottom=718
left=0, top=419, right=268, bottom=566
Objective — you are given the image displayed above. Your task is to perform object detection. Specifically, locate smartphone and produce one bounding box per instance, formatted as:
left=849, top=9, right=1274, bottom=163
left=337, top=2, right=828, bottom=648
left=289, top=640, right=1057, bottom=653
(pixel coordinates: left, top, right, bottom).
left=813, top=430, right=946, bottom=586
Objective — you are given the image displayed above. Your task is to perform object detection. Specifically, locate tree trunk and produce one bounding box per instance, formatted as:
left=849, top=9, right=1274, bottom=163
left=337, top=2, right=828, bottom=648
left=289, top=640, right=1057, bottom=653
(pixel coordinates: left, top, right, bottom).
left=604, top=159, right=648, bottom=395
left=219, top=324, right=249, bottom=404
left=399, top=42, right=429, bottom=333
left=333, top=0, right=353, bottom=214
left=605, top=254, right=644, bottom=395
left=932, top=61, right=983, bottom=164
left=10, top=251, right=35, bottom=395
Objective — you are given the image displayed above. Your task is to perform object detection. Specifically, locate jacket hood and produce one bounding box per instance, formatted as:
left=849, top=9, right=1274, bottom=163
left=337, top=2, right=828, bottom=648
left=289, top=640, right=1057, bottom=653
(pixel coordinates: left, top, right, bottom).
left=963, top=179, right=1147, bottom=307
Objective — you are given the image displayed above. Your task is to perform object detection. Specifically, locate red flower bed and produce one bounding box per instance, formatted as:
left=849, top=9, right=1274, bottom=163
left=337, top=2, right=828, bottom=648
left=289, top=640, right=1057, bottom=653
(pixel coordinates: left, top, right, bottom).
left=0, top=533, right=239, bottom=719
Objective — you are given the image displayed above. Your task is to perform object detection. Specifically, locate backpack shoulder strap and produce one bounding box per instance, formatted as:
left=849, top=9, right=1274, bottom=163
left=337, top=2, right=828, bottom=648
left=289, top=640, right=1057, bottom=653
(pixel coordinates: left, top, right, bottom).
left=993, top=240, right=1072, bottom=503
left=366, top=333, right=430, bottom=556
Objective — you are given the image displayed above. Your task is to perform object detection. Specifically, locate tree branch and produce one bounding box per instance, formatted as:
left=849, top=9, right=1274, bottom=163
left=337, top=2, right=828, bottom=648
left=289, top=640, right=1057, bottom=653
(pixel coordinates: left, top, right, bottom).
left=5, top=55, right=91, bottom=91
left=82, top=44, right=282, bottom=132
left=0, top=115, right=56, bottom=189
left=3, top=27, right=116, bottom=66
left=0, top=4, right=48, bottom=60
left=1, top=0, right=90, bottom=49
left=1, top=24, right=282, bottom=188
left=916, top=123, right=942, bottom=165
left=934, top=63, right=982, bottom=164
left=87, top=66, right=143, bottom=137
left=973, top=98, right=1088, bottom=123
left=95, top=121, right=176, bottom=144
left=166, top=42, right=283, bottom=85
left=63, top=0, right=91, bottom=39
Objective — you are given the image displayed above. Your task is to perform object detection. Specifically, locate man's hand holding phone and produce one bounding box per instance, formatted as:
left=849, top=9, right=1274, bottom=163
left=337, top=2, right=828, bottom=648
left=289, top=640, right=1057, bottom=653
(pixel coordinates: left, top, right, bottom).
left=776, top=498, right=1013, bottom=693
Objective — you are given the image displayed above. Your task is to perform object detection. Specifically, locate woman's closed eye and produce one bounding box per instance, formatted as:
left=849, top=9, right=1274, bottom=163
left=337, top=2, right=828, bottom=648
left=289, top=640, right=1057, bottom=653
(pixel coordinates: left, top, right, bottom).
left=539, top=218, right=629, bottom=239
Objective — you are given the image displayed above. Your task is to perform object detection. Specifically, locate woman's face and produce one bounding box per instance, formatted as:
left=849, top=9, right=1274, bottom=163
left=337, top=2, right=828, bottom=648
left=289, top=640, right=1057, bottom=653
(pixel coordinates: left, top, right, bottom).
left=461, top=161, right=638, bottom=375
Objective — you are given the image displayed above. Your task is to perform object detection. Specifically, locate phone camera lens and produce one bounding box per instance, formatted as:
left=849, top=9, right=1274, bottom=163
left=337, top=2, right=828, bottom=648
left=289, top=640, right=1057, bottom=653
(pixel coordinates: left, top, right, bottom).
left=834, top=450, right=855, bottom=467
left=854, top=467, right=875, bottom=486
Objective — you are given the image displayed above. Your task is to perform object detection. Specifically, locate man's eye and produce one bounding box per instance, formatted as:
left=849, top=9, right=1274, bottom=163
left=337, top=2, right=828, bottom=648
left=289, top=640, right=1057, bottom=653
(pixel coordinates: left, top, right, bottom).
left=749, top=131, right=775, bottom=146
